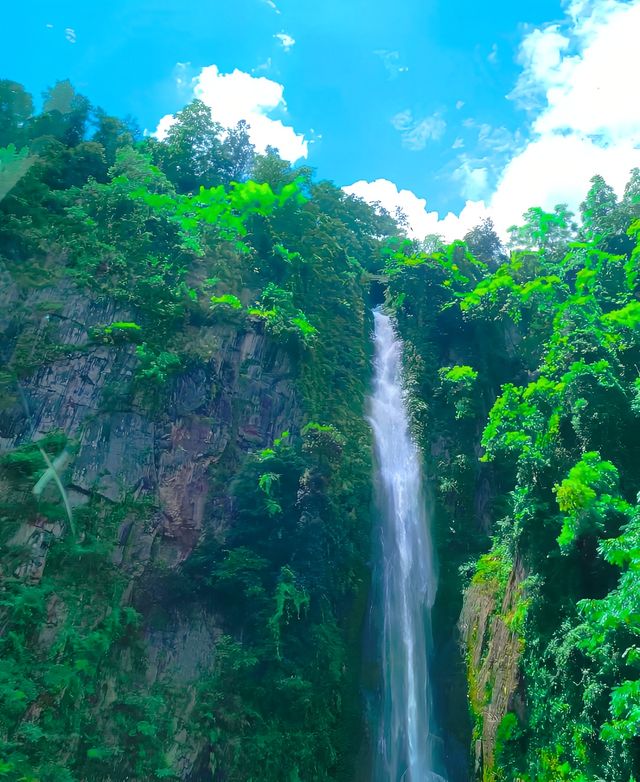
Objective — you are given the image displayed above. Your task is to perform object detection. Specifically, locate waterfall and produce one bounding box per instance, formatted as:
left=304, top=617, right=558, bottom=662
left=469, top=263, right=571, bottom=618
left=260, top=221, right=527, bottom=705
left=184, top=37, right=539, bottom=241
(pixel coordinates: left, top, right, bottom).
left=368, top=309, right=446, bottom=782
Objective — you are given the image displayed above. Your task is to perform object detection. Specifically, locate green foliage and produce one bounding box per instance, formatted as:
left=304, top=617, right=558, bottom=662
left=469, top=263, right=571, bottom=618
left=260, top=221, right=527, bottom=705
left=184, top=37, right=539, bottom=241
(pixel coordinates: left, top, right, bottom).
left=269, top=566, right=310, bottom=658
left=258, top=471, right=282, bottom=516
left=133, top=176, right=303, bottom=254
left=252, top=284, right=318, bottom=347
left=210, top=293, right=242, bottom=309
left=471, top=544, right=512, bottom=593
left=134, top=343, right=183, bottom=386
left=8, top=75, right=640, bottom=782
left=602, top=300, right=640, bottom=330
left=553, top=452, right=626, bottom=549
left=494, top=712, right=519, bottom=763
left=0, top=78, right=388, bottom=782
left=388, top=171, right=640, bottom=780
left=89, top=321, right=143, bottom=344
left=182, top=410, right=370, bottom=780
left=441, top=365, right=479, bottom=383
left=439, top=365, right=479, bottom=418
left=0, top=492, right=160, bottom=782
left=508, top=204, right=577, bottom=258
left=301, top=422, right=346, bottom=464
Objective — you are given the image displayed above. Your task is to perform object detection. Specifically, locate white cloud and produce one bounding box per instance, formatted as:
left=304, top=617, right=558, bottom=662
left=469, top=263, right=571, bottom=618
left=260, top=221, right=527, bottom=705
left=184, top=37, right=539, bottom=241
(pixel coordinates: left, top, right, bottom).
left=509, top=26, right=569, bottom=109
left=391, top=109, right=446, bottom=151
left=490, top=134, right=640, bottom=231
left=263, top=0, right=281, bottom=13
left=343, top=179, right=489, bottom=241
left=154, top=114, right=178, bottom=140
left=154, top=64, right=308, bottom=163
left=452, top=160, right=490, bottom=201
left=375, top=50, right=409, bottom=78
left=488, top=43, right=499, bottom=64
left=347, top=0, right=640, bottom=241
left=493, top=0, right=640, bottom=230
left=531, top=1, right=640, bottom=144
left=65, top=27, right=76, bottom=44
left=274, top=32, right=295, bottom=51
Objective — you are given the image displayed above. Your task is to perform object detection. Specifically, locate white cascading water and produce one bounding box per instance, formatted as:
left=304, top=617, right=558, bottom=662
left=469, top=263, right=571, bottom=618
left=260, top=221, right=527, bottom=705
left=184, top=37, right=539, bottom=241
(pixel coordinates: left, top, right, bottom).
left=368, top=309, right=446, bottom=782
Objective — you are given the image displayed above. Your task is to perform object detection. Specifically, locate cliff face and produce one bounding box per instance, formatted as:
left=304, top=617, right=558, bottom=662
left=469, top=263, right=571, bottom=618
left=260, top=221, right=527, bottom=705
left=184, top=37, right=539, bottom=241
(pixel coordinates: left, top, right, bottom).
left=2, top=278, right=300, bottom=533
left=0, top=272, right=307, bottom=778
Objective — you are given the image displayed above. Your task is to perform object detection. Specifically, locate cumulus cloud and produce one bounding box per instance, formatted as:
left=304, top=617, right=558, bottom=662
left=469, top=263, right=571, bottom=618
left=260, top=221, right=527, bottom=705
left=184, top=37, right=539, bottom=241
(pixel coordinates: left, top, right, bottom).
left=391, top=109, right=446, bottom=151
left=492, top=0, right=640, bottom=228
left=154, top=114, right=178, bottom=140
left=347, top=0, right=640, bottom=240
left=154, top=64, right=308, bottom=163
left=509, top=26, right=569, bottom=110
left=452, top=160, right=490, bottom=201
left=274, top=32, right=295, bottom=51
left=494, top=135, right=640, bottom=230
left=343, top=179, right=489, bottom=242
left=531, top=2, right=640, bottom=144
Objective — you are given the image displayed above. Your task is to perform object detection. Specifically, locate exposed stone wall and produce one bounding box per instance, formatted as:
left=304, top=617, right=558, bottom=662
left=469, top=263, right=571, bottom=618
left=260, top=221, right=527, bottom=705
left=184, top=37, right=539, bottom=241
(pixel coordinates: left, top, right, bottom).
left=459, top=559, right=527, bottom=781
left=0, top=276, right=304, bottom=776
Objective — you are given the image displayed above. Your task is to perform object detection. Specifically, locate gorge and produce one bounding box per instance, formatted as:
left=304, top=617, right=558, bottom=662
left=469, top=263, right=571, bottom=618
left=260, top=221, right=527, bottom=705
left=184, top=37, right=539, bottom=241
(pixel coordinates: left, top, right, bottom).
left=1, top=79, right=640, bottom=782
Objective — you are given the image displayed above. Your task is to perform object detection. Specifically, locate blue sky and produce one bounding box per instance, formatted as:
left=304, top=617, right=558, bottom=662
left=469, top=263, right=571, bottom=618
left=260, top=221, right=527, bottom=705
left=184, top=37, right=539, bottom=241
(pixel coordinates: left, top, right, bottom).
left=5, top=0, right=640, bottom=237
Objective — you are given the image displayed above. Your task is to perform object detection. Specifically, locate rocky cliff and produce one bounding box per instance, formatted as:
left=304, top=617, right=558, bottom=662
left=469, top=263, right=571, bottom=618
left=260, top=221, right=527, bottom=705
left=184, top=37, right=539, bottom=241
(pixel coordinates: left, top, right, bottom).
left=0, top=269, right=310, bottom=777
left=459, top=559, right=526, bottom=781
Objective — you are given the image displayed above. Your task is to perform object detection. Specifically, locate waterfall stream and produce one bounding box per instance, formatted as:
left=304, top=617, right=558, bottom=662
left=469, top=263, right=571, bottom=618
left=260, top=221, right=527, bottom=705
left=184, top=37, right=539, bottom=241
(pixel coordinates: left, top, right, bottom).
left=369, top=309, right=446, bottom=782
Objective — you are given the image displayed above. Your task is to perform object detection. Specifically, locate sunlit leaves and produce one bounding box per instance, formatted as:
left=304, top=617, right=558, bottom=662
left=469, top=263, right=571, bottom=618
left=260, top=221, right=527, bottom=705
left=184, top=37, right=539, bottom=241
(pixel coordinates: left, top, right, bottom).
left=210, top=293, right=242, bottom=310
left=439, top=365, right=479, bottom=419
left=481, top=377, right=564, bottom=468
left=605, top=301, right=640, bottom=326
left=269, top=566, right=309, bottom=659
left=258, top=471, right=282, bottom=517
left=251, top=283, right=318, bottom=347
left=508, top=204, right=577, bottom=259
left=553, top=452, right=627, bottom=549
left=134, top=343, right=183, bottom=386
left=134, top=177, right=305, bottom=253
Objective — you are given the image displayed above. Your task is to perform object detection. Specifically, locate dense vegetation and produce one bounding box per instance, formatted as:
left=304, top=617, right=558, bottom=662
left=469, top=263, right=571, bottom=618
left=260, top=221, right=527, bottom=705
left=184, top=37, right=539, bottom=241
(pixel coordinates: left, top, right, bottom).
left=1, top=75, right=639, bottom=782
left=0, top=78, right=395, bottom=781
left=386, top=180, right=640, bottom=780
